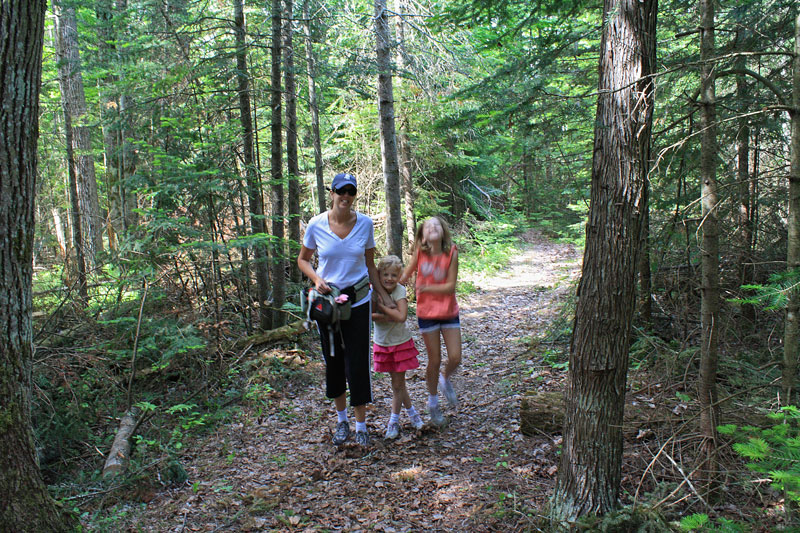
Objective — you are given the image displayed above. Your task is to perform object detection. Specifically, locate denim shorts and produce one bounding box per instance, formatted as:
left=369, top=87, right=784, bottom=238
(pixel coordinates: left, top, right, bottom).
left=417, top=315, right=460, bottom=334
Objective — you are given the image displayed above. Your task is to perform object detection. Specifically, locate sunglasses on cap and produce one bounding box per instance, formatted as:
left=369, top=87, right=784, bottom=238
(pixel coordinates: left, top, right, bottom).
left=333, top=186, right=357, bottom=196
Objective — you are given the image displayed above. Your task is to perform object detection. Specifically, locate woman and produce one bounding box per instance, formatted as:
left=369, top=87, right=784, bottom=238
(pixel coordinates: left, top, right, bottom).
left=297, top=173, right=391, bottom=447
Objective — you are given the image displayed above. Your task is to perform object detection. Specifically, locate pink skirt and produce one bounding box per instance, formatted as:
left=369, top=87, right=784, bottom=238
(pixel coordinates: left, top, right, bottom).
left=373, top=338, right=420, bottom=373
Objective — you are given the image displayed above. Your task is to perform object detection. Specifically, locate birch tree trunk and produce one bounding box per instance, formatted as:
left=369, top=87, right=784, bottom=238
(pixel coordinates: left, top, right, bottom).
left=0, top=1, right=76, bottom=528
left=375, top=0, right=403, bottom=258
left=54, top=2, right=103, bottom=262
left=284, top=0, right=301, bottom=283
left=271, top=0, right=287, bottom=327
left=551, top=0, right=656, bottom=522
left=303, top=0, right=325, bottom=214
left=783, top=14, right=800, bottom=405
left=234, top=0, right=271, bottom=331
left=698, top=0, right=720, bottom=490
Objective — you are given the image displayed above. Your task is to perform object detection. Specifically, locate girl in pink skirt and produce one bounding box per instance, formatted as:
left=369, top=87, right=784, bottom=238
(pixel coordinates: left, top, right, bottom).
left=372, top=255, right=424, bottom=439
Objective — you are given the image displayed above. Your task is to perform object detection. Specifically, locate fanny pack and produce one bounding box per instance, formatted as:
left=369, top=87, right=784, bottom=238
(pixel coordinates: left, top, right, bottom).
left=301, top=276, right=370, bottom=356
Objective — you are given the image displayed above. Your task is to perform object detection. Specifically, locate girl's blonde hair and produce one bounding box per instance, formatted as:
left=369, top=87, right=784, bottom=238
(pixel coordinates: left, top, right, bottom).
left=414, top=216, right=453, bottom=254
left=377, top=254, right=403, bottom=274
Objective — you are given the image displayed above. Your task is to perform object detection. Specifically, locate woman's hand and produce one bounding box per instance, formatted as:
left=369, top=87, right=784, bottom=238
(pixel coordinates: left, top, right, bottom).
left=314, top=278, right=331, bottom=294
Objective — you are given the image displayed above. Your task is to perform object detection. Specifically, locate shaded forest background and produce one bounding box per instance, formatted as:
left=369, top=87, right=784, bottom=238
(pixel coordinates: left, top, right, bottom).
left=9, top=0, right=800, bottom=529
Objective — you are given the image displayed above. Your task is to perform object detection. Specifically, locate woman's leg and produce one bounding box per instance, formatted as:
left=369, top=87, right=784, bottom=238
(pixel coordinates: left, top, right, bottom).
left=421, top=330, right=442, bottom=396
left=353, top=403, right=366, bottom=423
left=441, top=327, right=462, bottom=379
left=334, top=393, right=347, bottom=413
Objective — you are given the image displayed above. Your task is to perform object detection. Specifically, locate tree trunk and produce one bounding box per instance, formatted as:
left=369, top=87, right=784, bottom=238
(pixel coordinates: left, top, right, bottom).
left=0, top=1, right=76, bottom=529
left=551, top=0, right=656, bottom=523
left=234, top=0, right=271, bottom=331
left=375, top=0, right=403, bottom=258
left=271, top=0, right=287, bottom=327
left=303, top=0, right=325, bottom=214
left=735, top=29, right=756, bottom=324
left=638, top=194, right=652, bottom=326
left=395, top=0, right=415, bottom=251
left=698, top=0, right=720, bottom=492
left=96, top=0, right=136, bottom=250
left=54, top=2, right=103, bottom=262
left=63, top=99, right=89, bottom=302
left=284, top=0, right=301, bottom=283
left=783, top=14, right=800, bottom=405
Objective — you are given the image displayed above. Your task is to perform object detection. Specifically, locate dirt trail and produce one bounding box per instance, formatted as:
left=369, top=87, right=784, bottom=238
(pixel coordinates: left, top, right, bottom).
left=129, top=230, right=581, bottom=532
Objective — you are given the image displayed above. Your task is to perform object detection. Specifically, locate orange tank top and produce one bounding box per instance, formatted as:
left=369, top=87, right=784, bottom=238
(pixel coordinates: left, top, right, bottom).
left=416, top=245, right=459, bottom=319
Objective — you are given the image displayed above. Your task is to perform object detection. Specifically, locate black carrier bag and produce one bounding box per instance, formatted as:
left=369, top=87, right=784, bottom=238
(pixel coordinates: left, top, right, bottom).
left=300, top=277, right=370, bottom=357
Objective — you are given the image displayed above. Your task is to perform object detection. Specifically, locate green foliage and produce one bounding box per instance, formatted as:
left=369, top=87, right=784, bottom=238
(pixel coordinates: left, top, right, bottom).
left=732, top=269, right=800, bottom=311
left=679, top=513, right=750, bottom=532
left=458, top=214, right=524, bottom=276
left=722, top=405, right=800, bottom=507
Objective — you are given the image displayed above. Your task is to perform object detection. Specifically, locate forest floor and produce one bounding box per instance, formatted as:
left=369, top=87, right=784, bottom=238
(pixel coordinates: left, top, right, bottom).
left=116, top=230, right=583, bottom=531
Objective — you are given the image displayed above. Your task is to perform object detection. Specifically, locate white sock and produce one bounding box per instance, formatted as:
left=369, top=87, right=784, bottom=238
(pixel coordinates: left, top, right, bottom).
left=428, top=394, right=439, bottom=408
left=355, top=421, right=367, bottom=433
left=389, top=413, right=400, bottom=425
left=337, top=409, right=348, bottom=423
left=405, top=406, right=418, bottom=417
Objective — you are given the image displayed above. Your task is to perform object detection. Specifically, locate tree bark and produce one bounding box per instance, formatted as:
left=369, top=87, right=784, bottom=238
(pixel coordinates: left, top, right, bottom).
left=62, top=98, right=89, bottom=302
left=375, top=0, right=404, bottom=258
left=96, top=0, right=136, bottom=250
left=54, top=2, right=103, bottom=262
left=735, top=29, right=755, bottom=324
left=234, top=0, right=271, bottom=331
left=303, top=0, right=326, bottom=214
left=102, top=407, right=140, bottom=477
left=784, top=14, right=800, bottom=405
left=0, top=1, right=76, bottom=529
left=698, top=0, right=720, bottom=491
left=395, top=0, right=415, bottom=251
left=638, top=196, right=652, bottom=325
left=284, top=0, right=301, bottom=283
left=271, top=0, right=287, bottom=327
left=551, top=0, right=656, bottom=523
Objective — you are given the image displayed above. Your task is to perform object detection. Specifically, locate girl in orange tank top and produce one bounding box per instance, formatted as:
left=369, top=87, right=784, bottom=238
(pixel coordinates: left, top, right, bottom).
left=400, top=216, right=463, bottom=427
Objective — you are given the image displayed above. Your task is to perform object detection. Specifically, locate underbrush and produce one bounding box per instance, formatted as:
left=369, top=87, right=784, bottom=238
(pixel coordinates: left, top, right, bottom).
left=30, top=268, right=319, bottom=530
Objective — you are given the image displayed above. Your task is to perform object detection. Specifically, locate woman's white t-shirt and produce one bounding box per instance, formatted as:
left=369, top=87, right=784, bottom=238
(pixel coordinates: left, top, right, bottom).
left=302, top=211, right=375, bottom=306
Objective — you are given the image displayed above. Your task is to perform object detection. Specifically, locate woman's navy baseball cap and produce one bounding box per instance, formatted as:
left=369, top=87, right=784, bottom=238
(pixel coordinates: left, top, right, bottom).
left=331, top=173, right=357, bottom=190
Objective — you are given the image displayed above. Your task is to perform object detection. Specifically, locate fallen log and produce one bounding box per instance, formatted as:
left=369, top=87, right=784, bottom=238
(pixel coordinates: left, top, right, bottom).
left=231, top=319, right=308, bottom=351
left=103, top=407, right=141, bottom=477
left=520, top=390, right=564, bottom=436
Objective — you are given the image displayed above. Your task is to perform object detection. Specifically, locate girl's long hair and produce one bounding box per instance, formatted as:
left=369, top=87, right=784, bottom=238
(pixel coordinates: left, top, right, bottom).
left=414, top=216, right=453, bottom=254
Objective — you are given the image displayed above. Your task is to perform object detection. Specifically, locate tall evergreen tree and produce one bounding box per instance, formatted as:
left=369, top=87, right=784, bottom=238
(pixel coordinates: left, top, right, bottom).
left=783, top=14, right=800, bottom=404
left=234, top=0, right=271, bottom=331
left=303, top=0, right=325, bottom=214
left=697, top=0, right=720, bottom=492
left=0, top=0, right=76, bottom=529
left=284, top=0, right=301, bottom=283
left=53, top=1, right=103, bottom=261
left=271, top=0, right=287, bottom=326
left=375, top=0, right=403, bottom=258
left=551, top=0, right=657, bottom=522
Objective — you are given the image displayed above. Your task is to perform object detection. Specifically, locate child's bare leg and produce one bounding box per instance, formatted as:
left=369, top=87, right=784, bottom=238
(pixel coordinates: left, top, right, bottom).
left=421, top=330, right=442, bottom=396
left=389, top=372, right=410, bottom=414
left=441, top=327, right=462, bottom=379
